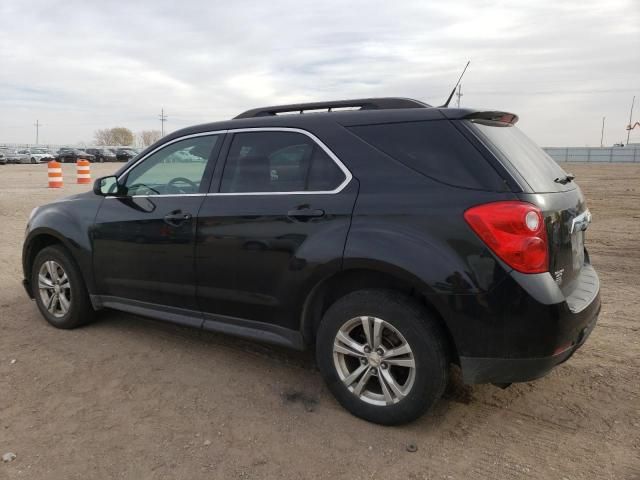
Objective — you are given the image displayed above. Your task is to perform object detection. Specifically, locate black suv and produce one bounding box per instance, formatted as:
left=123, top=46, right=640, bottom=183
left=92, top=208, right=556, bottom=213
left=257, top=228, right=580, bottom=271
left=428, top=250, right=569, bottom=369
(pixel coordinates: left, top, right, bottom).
left=85, top=148, right=117, bottom=162
left=22, top=98, right=600, bottom=425
left=115, top=148, right=138, bottom=162
left=56, top=148, right=95, bottom=163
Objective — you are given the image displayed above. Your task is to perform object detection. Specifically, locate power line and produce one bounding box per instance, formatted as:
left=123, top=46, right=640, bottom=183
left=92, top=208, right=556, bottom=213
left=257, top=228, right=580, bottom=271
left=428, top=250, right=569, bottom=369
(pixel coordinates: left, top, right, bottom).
left=159, top=108, right=168, bottom=137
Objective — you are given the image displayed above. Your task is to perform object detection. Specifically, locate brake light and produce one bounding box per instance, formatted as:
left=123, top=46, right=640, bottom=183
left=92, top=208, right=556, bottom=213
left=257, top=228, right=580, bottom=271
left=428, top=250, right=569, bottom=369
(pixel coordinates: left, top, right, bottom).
left=464, top=201, right=548, bottom=274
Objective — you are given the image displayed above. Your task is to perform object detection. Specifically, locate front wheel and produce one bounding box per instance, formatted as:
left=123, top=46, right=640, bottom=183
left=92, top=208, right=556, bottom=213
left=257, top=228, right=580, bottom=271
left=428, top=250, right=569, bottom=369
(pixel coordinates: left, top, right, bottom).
left=31, top=245, right=94, bottom=329
left=316, top=289, right=449, bottom=425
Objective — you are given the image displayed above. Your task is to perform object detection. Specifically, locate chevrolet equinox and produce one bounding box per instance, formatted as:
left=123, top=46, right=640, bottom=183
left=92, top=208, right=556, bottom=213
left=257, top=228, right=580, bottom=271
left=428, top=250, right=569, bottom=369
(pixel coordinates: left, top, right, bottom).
left=22, top=98, right=600, bottom=425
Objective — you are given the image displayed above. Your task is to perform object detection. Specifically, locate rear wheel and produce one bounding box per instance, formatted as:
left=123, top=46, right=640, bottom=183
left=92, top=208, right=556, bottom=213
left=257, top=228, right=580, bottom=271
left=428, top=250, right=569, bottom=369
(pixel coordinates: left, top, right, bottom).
left=316, top=289, right=449, bottom=425
left=31, top=245, right=94, bottom=329
left=31, top=157, right=36, bottom=164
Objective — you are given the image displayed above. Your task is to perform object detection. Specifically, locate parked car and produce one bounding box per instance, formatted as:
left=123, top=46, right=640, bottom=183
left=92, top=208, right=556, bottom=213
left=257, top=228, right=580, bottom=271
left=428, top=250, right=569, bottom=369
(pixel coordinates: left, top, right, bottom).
left=85, top=148, right=117, bottom=162
left=22, top=97, right=600, bottom=425
left=2, top=148, right=30, bottom=164
left=56, top=148, right=95, bottom=163
left=0, top=148, right=8, bottom=165
left=115, top=148, right=139, bottom=162
left=18, top=148, right=55, bottom=164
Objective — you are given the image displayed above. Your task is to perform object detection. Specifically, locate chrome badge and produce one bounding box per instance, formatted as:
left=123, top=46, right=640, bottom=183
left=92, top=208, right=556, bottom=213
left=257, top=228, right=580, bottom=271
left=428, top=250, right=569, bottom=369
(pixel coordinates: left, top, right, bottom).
left=570, top=209, right=592, bottom=234
left=554, top=268, right=565, bottom=285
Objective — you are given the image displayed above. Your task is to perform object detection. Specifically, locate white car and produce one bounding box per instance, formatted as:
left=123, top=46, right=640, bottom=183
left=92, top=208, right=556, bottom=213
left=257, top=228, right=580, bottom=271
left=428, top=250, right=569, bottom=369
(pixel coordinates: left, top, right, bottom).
left=1, top=148, right=29, bottom=164
left=18, top=148, right=55, bottom=164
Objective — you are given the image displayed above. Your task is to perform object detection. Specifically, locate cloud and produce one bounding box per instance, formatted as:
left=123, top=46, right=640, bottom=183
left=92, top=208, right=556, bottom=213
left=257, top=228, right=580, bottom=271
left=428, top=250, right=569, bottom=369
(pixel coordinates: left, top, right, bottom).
left=0, top=0, right=638, bottom=146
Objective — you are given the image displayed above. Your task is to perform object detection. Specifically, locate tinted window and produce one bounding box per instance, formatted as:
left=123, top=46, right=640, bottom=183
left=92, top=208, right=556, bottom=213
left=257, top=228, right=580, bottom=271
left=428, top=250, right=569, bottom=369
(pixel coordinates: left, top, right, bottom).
left=220, top=131, right=346, bottom=193
left=468, top=121, right=573, bottom=193
left=349, top=120, right=504, bottom=190
left=123, top=135, right=219, bottom=196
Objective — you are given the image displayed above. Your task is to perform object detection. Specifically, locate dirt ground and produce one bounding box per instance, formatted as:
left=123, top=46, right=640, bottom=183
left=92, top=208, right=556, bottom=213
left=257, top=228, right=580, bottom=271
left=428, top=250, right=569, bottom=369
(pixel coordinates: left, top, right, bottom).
left=0, top=163, right=639, bottom=479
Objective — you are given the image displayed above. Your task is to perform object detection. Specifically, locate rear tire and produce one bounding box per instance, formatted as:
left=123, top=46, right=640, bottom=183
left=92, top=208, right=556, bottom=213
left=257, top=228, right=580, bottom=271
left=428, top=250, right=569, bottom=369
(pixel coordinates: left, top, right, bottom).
left=31, top=245, right=94, bottom=329
left=316, top=289, right=449, bottom=425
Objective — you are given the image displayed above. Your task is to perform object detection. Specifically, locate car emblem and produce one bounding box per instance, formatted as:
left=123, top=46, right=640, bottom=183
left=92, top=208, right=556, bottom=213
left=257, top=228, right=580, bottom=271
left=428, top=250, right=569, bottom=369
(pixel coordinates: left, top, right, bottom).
left=554, top=269, right=564, bottom=285
left=570, top=209, right=592, bottom=234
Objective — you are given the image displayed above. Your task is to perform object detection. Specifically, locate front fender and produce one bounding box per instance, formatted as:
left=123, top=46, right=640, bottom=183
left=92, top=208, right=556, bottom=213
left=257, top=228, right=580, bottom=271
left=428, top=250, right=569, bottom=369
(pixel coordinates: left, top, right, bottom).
left=23, top=193, right=102, bottom=294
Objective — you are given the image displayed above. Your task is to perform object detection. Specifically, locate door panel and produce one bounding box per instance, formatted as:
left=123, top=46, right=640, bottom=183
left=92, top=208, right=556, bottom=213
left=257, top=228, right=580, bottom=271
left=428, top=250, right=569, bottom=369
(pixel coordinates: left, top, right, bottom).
left=91, top=133, right=222, bottom=310
left=195, top=186, right=357, bottom=330
left=195, top=128, right=357, bottom=331
left=92, top=195, right=205, bottom=309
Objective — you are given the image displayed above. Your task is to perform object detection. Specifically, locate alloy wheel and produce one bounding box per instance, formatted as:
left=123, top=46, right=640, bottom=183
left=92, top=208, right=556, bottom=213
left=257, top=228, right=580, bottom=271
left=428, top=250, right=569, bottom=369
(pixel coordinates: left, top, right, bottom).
left=38, top=260, right=72, bottom=318
left=333, top=316, right=416, bottom=406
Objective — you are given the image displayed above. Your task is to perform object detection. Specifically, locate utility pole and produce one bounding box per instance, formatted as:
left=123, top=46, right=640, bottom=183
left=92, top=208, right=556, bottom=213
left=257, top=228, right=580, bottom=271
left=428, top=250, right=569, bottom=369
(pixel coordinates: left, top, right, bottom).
left=34, top=120, right=41, bottom=145
left=455, top=84, right=463, bottom=108
left=626, top=96, right=635, bottom=145
left=600, top=116, right=605, bottom=147
left=159, top=108, right=168, bottom=137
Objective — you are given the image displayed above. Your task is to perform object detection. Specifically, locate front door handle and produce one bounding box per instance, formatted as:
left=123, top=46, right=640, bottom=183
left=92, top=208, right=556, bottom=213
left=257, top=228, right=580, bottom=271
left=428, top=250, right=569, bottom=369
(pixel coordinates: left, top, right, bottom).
left=287, top=207, right=325, bottom=220
left=164, top=210, right=192, bottom=226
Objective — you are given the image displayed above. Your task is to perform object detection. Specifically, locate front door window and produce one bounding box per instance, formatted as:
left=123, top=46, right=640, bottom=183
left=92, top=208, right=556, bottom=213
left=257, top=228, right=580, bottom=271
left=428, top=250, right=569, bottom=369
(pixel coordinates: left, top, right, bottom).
left=123, top=135, right=219, bottom=196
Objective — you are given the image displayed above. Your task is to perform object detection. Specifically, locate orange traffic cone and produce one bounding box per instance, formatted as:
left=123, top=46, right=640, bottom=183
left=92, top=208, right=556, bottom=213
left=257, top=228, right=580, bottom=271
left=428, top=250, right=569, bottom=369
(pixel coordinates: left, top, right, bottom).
left=48, top=160, right=63, bottom=188
left=76, top=159, right=91, bottom=184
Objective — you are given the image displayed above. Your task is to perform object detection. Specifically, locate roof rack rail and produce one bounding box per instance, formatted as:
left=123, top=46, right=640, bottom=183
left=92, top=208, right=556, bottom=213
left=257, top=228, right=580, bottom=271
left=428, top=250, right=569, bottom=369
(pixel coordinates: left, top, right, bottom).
left=233, top=97, right=430, bottom=119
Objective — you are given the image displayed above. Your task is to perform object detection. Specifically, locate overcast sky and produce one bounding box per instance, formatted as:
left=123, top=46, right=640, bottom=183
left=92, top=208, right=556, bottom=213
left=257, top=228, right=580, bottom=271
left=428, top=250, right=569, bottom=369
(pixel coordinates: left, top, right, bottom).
left=1, top=0, right=638, bottom=147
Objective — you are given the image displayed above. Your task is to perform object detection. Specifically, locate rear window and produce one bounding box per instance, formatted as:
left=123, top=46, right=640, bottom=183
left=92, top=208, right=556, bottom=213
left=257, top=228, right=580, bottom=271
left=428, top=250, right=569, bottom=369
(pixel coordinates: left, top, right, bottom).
left=349, top=120, right=505, bottom=190
left=467, top=121, right=573, bottom=193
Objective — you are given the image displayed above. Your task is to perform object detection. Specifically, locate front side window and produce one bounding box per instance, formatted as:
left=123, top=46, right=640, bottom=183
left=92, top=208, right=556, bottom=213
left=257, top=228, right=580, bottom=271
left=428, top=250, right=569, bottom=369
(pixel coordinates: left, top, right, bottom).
left=219, top=131, right=346, bottom=193
left=123, top=135, right=219, bottom=196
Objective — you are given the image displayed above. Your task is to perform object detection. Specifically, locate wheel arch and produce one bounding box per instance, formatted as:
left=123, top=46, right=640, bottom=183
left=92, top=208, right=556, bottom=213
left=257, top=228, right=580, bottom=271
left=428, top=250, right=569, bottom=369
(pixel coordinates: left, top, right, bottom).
left=23, top=229, right=88, bottom=298
left=299, top=266, right=459, bottom=364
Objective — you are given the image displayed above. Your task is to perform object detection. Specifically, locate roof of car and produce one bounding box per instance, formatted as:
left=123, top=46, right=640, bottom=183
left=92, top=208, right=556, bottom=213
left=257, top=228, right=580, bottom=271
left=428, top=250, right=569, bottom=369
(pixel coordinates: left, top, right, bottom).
left=164, top=97, right=493, bottom=141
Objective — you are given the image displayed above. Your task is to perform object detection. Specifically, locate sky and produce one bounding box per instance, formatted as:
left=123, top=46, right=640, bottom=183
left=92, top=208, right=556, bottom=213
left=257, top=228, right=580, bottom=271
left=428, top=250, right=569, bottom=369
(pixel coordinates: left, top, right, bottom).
left=0, top=0, right=639, bottom=147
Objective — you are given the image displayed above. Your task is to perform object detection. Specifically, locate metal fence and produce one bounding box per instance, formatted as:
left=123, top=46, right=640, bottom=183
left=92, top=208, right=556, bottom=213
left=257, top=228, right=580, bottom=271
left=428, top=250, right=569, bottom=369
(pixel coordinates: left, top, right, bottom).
left=544, top=146, right=640, bottom=163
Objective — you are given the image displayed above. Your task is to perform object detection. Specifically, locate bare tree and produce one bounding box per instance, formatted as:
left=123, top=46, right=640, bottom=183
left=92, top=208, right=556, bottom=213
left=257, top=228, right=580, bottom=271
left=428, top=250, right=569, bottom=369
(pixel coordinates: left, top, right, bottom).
left=138, top=130, right=163, bottom=147
left=94, top=128, right=115, bottom=146
left=93, top=127, right=134, bottom=146
left=111, top=127, right=134, bottom=146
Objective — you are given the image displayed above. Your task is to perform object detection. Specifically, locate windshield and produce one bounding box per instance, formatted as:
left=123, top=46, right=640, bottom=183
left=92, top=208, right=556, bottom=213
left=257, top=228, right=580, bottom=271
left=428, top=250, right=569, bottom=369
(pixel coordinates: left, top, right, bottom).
left=467, top=120, right=574, bottom=193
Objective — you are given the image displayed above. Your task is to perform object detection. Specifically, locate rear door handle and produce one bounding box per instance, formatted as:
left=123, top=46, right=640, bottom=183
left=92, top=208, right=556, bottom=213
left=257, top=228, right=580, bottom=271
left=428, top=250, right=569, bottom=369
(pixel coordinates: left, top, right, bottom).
left=164, top=210, right=192, bottom=226
left=287, top=208, right=325, bottom=220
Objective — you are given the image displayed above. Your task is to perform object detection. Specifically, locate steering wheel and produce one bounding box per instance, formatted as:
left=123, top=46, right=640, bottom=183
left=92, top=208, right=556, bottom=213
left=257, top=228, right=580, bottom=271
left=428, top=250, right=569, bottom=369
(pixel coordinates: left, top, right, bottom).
left=126, top=183, right=160, bottom=195
left=167, top=177, right=198, bottom=194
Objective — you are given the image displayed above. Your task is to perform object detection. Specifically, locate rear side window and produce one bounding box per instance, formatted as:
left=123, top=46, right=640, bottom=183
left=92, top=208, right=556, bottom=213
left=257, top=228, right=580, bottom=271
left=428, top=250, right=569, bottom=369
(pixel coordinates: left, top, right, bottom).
left=349, top=120, right=505, bottom=190
left=220, top=131, right=346, bottom=193
left=467, top=121, right=573, bottom=193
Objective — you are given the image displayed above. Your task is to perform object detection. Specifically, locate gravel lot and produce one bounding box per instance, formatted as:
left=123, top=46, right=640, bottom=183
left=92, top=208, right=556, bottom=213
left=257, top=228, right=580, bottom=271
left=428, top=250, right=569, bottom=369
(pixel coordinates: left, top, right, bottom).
left=1, top=163, right=639, bottom=479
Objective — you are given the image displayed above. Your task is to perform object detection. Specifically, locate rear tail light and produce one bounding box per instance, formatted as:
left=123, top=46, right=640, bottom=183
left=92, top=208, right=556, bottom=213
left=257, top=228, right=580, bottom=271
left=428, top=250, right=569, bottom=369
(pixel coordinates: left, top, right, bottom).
left=464, top=201, right=549, bottom=274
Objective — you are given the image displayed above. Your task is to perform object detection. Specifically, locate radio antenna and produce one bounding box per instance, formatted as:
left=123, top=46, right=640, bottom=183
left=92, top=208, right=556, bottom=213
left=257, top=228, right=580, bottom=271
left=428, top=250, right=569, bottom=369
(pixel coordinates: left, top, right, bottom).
left=440, top=60, right=470, bottom=108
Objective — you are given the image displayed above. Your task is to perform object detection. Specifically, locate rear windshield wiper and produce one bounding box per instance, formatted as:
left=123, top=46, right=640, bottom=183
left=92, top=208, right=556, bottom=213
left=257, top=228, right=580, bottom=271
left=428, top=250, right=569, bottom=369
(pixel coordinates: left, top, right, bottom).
left=554, top=173, right=575, bottom=185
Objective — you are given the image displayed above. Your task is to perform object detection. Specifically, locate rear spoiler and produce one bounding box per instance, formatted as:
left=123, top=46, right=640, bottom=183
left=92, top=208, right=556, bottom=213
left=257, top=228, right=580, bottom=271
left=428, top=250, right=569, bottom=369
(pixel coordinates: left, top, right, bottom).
left=463, top=111, right=519, bottom=125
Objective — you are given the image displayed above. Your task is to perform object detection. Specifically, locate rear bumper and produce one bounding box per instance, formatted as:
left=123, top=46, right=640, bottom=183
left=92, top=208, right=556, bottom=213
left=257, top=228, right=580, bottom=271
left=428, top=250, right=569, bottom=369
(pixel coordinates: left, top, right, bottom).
left=460, top=289, right=600, bottom=384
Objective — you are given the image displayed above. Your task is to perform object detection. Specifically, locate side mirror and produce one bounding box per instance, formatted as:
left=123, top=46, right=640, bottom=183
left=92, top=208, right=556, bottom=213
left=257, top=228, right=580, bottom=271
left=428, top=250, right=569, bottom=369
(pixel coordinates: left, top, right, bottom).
left=93, top=175, right=122, bottom=196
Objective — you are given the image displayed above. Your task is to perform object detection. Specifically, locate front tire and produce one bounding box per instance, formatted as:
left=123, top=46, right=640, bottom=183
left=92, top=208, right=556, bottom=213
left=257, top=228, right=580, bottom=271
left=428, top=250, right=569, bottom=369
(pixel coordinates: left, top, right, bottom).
left=316, top=289, right=449, bottom=425
left=31, top=245, right=94, bottom=329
